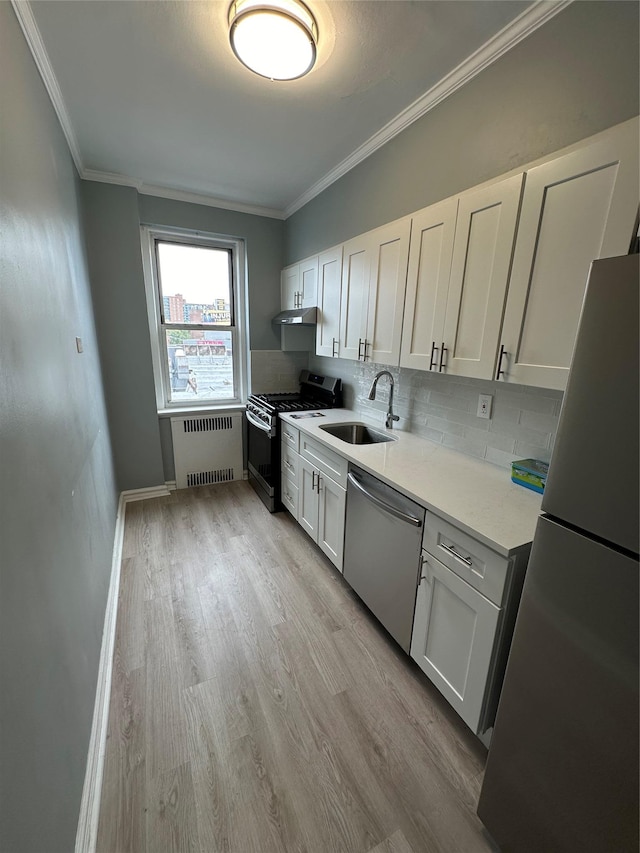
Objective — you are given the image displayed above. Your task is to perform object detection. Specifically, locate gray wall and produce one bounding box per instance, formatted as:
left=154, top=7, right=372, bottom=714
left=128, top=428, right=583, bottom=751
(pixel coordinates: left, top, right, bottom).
left=285, top=1, right=640, bottom=261
left=0, top=6, right=118, bottom=852
left=81, top=183, right=166, bottom=491
left=82, top=187, right=284, bottom=489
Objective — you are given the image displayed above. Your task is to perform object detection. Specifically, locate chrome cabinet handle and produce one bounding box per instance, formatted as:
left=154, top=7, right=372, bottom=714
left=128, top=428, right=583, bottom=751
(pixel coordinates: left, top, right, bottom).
left=438, top=342, right=447, bottom=372
left=312, top=470, right=317, bottom=491
left=365, top=340, right=371, bottom=361
left=440, top=542, right=473, bottom=567
left=496, top=344, right=507, bottom=380
left=332, top=337, right=339, bottom=357
left=429, top=341, right=439, bottom=371
left=284, top=459, right=294, bottom=471
left=419, top=554, right=431, bottom=585
left=317, top=474, right=323, bottom=492
left=358, top=338, right=365, bottom=361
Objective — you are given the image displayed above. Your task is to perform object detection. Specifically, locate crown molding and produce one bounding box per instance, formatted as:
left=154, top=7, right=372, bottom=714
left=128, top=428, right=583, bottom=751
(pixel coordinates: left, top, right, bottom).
left=11, top=0, right=85, bottom=175
left=284, top=0, right=573, bottom=218
left=82, top=169, right=143, bottom=190
left=14, top=0, right=572, bottom=222
left=136, top=184, right=286, bottom=220
left=82, top=171, right=285, bottom=219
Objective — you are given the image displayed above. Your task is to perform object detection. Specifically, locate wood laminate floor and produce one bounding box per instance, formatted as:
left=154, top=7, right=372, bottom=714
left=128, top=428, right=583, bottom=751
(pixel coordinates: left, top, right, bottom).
left=97, top=481, right=495, bottom=853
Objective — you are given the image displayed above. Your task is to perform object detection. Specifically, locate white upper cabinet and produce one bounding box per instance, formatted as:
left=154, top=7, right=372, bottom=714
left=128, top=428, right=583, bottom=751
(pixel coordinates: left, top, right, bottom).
left=441, top=174, right=524, bottom=380
left=281, top=256, right=318, bottom=310
left=498, top=119, right=639, bottom=390
left=399, top=174, right=522, bottom=381
left=365, top=218, right=411, bottom=366
left=316, top=245, right=343, bottom=357
left=339, top=233, right=372, bottom=361
left=299, top=256, right=318, bottom=308
left=292, top=119, right=638, bottom=390
left=400, top=198, right=458, bottom=371
left=281, top=264, right=300, bottom=310
left=341, top=217, right=411, bottom=365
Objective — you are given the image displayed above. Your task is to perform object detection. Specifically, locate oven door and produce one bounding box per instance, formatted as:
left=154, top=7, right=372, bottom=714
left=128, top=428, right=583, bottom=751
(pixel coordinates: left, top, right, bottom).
left=246, top=410, right=279, bottom=510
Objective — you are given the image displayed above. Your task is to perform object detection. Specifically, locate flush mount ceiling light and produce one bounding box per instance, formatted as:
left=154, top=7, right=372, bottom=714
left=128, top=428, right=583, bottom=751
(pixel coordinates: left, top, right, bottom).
left=228, top=0, right=318, bottom=81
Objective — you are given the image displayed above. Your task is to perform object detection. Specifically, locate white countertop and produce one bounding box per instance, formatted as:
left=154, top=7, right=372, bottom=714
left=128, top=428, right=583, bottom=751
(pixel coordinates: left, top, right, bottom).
left=280, top=409, right=542, bottom=556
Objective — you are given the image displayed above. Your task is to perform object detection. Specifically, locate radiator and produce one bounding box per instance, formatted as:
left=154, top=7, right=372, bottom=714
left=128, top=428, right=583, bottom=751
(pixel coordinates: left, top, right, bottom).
left=170, top=413, right=244, bottom=489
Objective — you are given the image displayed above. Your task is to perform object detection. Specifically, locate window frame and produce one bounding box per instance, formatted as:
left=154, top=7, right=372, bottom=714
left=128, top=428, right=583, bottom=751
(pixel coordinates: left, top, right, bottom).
left=141, top=225, right=248, bottom=411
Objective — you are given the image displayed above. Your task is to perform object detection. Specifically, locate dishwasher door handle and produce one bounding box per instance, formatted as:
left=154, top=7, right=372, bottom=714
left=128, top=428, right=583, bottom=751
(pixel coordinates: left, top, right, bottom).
left=347, top=473, right=423, bottom=527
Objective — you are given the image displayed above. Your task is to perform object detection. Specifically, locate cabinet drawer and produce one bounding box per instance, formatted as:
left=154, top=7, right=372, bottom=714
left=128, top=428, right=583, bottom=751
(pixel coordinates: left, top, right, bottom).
left=281, top=422, right=300, bottom=452
left=423, top=512, right=509, bottom=606
left=299, top=434, right=348, bottom=487
left=281, top=474, right=299, bottom=519
left=281, top=442, right=299, bottom=485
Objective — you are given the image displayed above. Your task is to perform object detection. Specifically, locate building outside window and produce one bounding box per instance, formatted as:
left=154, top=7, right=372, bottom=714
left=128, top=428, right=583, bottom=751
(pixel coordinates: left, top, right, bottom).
left=142, top=227, right=247, bottom=409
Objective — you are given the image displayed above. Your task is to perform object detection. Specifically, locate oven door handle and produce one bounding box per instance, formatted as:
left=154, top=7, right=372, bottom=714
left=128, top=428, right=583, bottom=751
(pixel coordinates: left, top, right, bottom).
left=246, top=409, right=274, bottom=435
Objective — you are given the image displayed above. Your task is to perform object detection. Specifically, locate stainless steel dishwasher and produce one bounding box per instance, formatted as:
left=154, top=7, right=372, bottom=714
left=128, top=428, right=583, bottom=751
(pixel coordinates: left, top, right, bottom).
left=343, top=465, right=425, bottom=652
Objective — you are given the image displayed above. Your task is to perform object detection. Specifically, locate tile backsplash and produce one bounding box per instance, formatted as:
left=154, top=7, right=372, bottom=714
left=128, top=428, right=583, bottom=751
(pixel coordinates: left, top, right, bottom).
left=309, top=355, right=563, bottom=470
left=250, top=350, right=309, bottom=393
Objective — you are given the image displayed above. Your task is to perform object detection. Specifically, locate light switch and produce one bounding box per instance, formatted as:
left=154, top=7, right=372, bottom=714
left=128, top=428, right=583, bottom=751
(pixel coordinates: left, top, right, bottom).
left=76, top=337, right=83, bottom=353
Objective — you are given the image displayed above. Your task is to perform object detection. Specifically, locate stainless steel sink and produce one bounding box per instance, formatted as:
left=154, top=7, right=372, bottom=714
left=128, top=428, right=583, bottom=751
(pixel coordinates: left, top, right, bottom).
left=319, top=422, right=396, bottom=445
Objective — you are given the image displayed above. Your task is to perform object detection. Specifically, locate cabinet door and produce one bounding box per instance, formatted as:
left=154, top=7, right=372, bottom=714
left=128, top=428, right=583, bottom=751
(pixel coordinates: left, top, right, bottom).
left=400, top=197, right=458, bottom=371
left=317, top=474, right=346, bottom=571
left=440, top=174, right=523, bottom=380
left=299, top=256, right=318, bottom=308
left=499, top=120, right=639, bottom=390
left=281, top=264, right=300, bottom=310
left=298, top=457, right=319, bottom=540
left=339, top=234, right=371, bottom=361
left=365, top=217, right=411, bottom=366
left=316, top=246, right=343, bottom=357
left=410, top=552, right=500, bottom=733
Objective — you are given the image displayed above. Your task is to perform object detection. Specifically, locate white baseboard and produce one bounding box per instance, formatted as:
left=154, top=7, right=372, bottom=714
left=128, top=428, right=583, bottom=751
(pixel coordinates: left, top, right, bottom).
left=121, top=484, right=171, bottom=503
left=74, top=492, right=127, bottom=853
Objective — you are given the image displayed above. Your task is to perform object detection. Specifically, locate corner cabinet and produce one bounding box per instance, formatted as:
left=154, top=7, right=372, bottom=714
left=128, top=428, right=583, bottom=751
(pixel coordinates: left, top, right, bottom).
left=410, top=513, right=529, bottom=735
left=497, top=120, right=639, bottom=390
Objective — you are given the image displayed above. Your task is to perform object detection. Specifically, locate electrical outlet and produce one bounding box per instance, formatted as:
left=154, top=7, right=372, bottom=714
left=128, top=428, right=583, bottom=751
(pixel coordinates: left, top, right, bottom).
left=477, top=394, right=492, bottom=419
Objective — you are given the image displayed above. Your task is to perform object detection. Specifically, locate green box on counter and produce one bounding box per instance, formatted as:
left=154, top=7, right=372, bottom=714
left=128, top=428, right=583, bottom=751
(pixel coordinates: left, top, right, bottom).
left=511, top=458, right=549, bottom=494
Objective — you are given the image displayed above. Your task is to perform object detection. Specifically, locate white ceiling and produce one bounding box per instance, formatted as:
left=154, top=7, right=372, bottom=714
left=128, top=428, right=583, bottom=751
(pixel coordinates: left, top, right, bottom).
left=20, top=0, right=568, bottom=217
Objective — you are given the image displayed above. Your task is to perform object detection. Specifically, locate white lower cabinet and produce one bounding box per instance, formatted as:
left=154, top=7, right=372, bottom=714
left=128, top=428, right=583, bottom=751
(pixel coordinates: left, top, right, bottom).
left=298, top=457, right=346, bottom=570
left=410, top=510, right=527, bottom=735
left=411, top=551, right=500, bottom=733
left=281, top=427, right=347, bottom=572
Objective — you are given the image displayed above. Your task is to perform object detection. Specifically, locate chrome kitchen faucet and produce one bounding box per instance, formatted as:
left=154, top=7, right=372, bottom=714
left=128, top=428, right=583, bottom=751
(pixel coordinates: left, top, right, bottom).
left=368, top=370, right=400, bottom=429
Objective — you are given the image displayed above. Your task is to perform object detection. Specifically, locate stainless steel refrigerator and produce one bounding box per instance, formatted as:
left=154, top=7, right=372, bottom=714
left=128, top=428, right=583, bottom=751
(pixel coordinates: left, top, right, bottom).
left=477, top=253, right=639, bottom=853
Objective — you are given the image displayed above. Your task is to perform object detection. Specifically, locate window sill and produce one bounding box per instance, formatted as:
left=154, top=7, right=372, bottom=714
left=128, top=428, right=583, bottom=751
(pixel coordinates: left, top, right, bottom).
left=157, top=402, right=246, bottom=418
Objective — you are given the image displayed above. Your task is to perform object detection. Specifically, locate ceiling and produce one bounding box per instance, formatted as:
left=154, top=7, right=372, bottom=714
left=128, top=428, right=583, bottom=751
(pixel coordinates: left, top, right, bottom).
left=20, top=0, right=568, bottom=218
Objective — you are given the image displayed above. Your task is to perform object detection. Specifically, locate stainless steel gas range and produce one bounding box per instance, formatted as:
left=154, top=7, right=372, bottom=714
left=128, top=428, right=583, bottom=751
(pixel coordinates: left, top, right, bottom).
left=246, top=370, right=342, bottom=512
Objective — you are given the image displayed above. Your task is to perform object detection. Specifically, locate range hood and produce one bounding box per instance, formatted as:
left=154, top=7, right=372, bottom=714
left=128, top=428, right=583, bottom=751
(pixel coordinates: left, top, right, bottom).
left=272, top=307, right=317, bottom=325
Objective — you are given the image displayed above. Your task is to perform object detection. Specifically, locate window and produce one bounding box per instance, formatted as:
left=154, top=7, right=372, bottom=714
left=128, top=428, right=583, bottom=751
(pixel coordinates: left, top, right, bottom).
left=142, top=227, right=247, bottom=409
